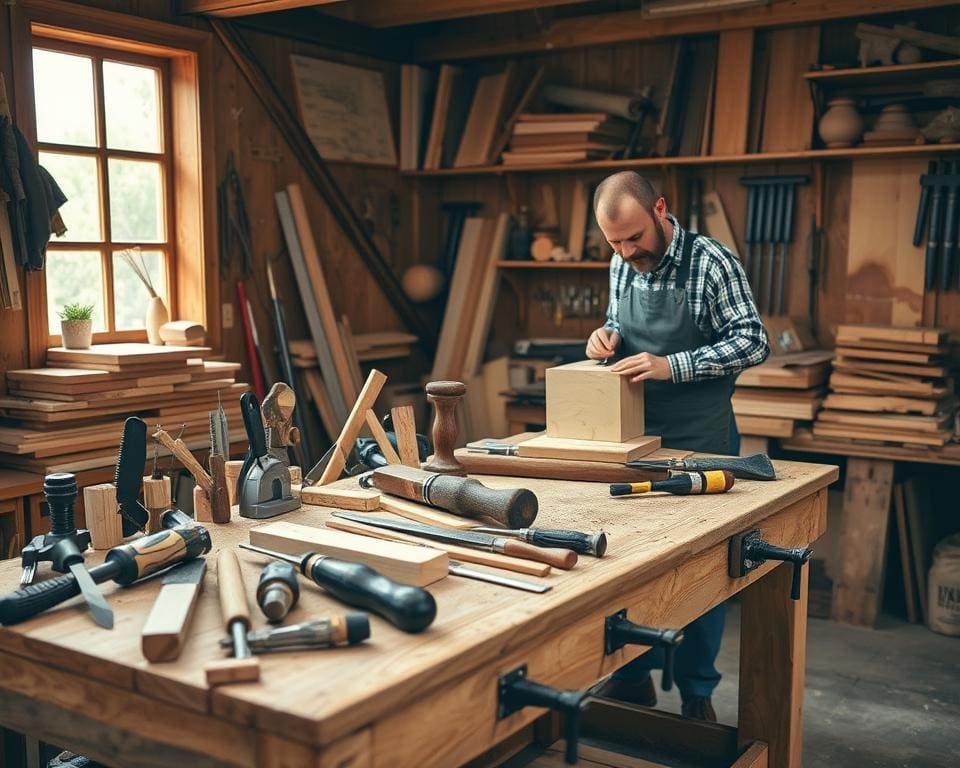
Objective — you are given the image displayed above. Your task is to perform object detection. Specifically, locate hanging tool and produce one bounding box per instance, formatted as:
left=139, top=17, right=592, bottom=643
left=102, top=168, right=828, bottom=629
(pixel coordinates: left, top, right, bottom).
left=914, top=160, right=935, bottom=246
left=239, top=542, right=437, bottom=633
left=19, top=473, right=93, bottom=588
left=774, top=182, right=795, bottom=315
left=743, top=184, right=757, bottom=292
left=236, top=281, right=266, bottom=400
left=1, top=521, right=211, bottom=626
left=141, top=558, right=207, bottom=662
left=257, top=560, right=300, bottom=623
left=217, top=152, right=253, bottom=278
left=366, top=465, right=538, bottom=529
left=610, top=470, right=735, bottom=497
left=940, top=160, right=958, bottom=291
left=115, top=416, right=150, bottom=535
left=924, top=160, right=945, bottom=291
left=626, top=452, right=775, bottom=481
left=470, top=526, right=607, bottom=557
left=448, top=561, right=550, bottom=593
left=440, top=202, right=483, bottom=278
left=332, top=512, right=577, bottom=570
left=237, top=392, right=299, bottom=519
left=760, top=183, right=776, bottom=312
left=206, top=549, right=260, bottom=685
left=266, top=261, right=313, bottom=463
left=219, top=614, right=370, bottom=654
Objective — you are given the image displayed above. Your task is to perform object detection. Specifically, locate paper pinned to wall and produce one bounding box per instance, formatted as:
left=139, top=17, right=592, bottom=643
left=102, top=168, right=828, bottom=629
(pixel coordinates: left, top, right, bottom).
left=290, top=54, right=397, bottom=166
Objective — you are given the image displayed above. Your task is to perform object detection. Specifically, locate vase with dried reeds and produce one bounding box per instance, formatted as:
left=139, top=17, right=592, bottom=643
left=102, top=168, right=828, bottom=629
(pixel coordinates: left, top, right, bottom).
left=120, top=247, right=168, bottom=344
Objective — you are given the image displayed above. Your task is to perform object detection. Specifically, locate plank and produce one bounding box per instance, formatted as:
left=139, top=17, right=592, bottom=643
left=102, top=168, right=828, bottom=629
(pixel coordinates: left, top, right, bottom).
left=379, top=494, right=477, bottom=530
left=739, top=559, right=808, bottom=768
left=516, top=434, right=660, bottom=463
left=424, top=64, right=457, bottom=170
left=817, top=409, right=949, bottom=434
left=319, top=369, right=388, bottom=485
left=45, top=344, right=206, bottom=367
left=831, top=457, right=894, bottom=626
left=812, top=422, right=948, bottom=447
left=365, top=409, right=403, bottom=465
left=903, top=477, right=937, bottom=622
left=845, top=158, right=927, bottom=326
left=829, top=371, right=948, bottom=398
left=462, top=213, right=510, bottom=379
left=835, top=324, right=948, bottom=346
left=892, top=483, right=920, bottom=623
left=760, top=26, right=819, bottom=152
left=701, top=190, right=740, bottom=257
left=567, top=181, right=589, bottom=261
left=391, top=405, right=420, bottom=468
left=250, top=520, right=449, bottom=587
left=834, top=346, right=937, bottom=364
left=711, top=29, right=753, bottom=156
left=735, top=353, right=831, bottom=389
left=454, top=69, right=511, bottom=168
left=296, top=486, right=382, bottom=511
left=822, top=393, right=946, bottom=416
left=481, top=357, right=510, bottom=441
left=734, top=414, right=795, bottom=438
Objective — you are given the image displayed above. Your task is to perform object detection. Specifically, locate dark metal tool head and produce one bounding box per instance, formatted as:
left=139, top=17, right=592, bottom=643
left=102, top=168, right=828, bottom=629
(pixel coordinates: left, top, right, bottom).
left=115, top=417, right=149, bottom=535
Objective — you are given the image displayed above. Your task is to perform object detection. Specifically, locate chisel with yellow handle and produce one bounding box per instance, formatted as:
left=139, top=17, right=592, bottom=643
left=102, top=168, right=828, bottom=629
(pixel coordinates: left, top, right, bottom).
left=609, top=470, right=735, bottom=497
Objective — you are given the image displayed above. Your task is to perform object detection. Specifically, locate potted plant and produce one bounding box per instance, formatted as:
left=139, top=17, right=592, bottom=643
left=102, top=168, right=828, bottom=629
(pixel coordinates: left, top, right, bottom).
left=59, top=303, right=94, bottom=349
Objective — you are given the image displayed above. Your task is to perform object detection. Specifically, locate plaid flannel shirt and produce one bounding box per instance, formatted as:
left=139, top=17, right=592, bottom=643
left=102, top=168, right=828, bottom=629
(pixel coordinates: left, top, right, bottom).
left=603, top=214, right=769, bottom=383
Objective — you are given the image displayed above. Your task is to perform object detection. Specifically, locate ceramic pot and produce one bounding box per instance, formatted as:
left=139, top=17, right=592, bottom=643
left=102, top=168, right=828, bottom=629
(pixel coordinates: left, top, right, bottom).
left=61, top=319, right=92, bottom=350
left=875, top=104, right=915, bottom=132
left=146, top=295, right=169, bottom=345
left=818, top=98, right=864, bottom=148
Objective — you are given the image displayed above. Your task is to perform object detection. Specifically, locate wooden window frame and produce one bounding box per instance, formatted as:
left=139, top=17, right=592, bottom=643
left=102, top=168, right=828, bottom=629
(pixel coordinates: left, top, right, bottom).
left=10, top=0, right=219, bottom=367
left=33, top=39, right=176, bottom=344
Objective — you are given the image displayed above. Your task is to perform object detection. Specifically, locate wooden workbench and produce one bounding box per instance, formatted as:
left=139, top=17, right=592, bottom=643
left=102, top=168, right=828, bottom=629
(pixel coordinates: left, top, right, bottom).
left=0, top=457, right=837, bottom=768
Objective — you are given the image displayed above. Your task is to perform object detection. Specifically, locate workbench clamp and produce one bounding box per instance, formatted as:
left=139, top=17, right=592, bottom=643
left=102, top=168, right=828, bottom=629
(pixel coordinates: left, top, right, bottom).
left=497, top=664, right=590, bottom=764
left=728, top=529, right=813, bottom=600
left=603, top=610, right=684, bottom=691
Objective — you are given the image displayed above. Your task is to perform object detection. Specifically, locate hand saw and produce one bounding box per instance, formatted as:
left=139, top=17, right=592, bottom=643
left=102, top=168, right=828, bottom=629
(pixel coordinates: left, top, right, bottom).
left=114, top=417, right=150, bottom=535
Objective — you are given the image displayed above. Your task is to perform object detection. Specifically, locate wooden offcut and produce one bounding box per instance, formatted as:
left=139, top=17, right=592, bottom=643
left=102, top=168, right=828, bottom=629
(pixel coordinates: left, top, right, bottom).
left=391, top=405, right=420, bottom=468
left=516, top=434, right=660, bottom=463
left=297, top=486, right=381, bottom=511
left=546, top=361, right=644, bottom=442
left=250, top=520, right=448, bottom=586
left=379, top=494, right=476, bottom=530
left=83, top=483, right=122, bottom=551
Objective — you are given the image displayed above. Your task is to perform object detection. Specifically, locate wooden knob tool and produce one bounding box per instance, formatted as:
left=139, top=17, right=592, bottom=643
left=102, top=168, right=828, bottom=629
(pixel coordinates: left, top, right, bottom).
left=423, top=380, right=466, bottom=476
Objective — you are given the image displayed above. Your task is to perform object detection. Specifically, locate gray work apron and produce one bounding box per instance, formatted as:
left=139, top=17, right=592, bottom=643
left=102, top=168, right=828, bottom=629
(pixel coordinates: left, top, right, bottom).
left=618, top=232, right=735, bottom=455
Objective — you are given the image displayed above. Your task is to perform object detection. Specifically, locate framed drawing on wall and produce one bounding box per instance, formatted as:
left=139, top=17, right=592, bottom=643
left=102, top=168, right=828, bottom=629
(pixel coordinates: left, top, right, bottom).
left=290, top=54, right=397, bottom=166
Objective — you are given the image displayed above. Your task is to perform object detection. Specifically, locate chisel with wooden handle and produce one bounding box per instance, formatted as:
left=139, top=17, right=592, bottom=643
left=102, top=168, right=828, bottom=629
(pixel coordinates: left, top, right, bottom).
left=367, top=465, right=538, bottom=528
left=333, top=512, right=578, bottom=570
left=205, top=549, right=260, bottom=685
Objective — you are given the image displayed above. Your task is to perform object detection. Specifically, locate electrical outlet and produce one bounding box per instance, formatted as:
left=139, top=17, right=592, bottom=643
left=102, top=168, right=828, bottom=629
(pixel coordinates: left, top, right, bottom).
left=221, top=302, right=234, bottom=329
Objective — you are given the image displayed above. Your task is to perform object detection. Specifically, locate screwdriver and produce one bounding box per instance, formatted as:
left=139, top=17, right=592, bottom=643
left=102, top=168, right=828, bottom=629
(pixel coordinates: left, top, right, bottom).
left=219, top=614, right=370, bottom=653
left=470, top=526, right=607, bottom=557
left=0, top=524, right=212, bottom=626
left=239, top=543, right=437, bottom=633
left=610, top=470, right=735, bottom=497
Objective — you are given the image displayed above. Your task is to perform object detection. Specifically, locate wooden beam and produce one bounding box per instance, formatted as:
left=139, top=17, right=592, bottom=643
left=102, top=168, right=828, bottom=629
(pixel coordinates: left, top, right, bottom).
left=180, top=0, right=344, bottom=17
left=412, top=0, right=957, bottom=61
left=210, top=20, right=436, bottom=353
left=321, top=0, right=588, bottom=28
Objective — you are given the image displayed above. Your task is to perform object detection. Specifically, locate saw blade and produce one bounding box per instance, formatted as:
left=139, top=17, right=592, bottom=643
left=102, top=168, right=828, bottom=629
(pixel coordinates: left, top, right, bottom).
left=114, top=417, right=149, bottom=536
left=209, top=406, right=229, bottom=457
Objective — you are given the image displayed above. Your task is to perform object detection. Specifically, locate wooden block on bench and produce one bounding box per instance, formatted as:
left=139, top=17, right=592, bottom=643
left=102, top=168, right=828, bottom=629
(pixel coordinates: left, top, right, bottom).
left=516, top=433, right=660, bottom=462
left=546, top=360, right=644, bottom=442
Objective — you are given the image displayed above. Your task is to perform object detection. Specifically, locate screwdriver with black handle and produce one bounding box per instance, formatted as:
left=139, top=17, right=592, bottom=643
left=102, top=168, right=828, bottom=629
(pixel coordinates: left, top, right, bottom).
left=239, top=543, right=437, bottom=633
left=469, top=526, right=607, bottom=557
left=0, top=524, right=212, bottom=626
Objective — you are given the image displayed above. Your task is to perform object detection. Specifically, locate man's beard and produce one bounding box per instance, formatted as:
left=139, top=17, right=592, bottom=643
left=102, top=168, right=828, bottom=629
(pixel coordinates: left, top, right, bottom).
left=625, top=216, right=667, bottom=272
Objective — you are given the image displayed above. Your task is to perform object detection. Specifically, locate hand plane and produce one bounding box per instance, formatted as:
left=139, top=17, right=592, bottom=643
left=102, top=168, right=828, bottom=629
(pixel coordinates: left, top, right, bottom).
left=238, top=392, right=300, bottom=519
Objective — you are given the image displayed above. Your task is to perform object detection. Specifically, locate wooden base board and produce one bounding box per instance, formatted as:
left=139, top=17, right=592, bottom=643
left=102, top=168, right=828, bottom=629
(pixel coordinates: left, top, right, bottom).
left=295, top=485, right=381, bottom=511
left=735, top=414, right=795, bottom=438
left=516, top=434, right=661, bottom=463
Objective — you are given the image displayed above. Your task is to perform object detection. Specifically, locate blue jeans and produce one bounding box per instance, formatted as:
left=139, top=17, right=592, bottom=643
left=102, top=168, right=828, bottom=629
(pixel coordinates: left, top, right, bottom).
left=613, top=417, right=740, bottom=699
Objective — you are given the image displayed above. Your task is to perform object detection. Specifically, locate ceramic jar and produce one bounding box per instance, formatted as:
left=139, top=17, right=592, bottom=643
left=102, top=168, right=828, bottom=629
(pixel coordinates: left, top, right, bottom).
left=818, top=98, right=864, bottom=148
left=61, top=319, right=92, bottom=349
left=146, top=295, right=169, bottom=345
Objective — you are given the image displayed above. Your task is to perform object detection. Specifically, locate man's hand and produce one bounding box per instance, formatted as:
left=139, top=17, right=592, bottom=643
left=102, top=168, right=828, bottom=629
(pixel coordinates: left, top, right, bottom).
left=586, top=328, right=621, bottom=360
left=610, top=352, right=672, bottom=383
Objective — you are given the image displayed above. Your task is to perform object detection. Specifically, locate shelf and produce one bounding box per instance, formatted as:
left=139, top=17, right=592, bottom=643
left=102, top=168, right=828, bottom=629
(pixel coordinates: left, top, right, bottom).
left=496, top=260, right=609, bottom=270
left=803, top=58, right=960, bottom=88
left=403, top=142, right=960, bottom=177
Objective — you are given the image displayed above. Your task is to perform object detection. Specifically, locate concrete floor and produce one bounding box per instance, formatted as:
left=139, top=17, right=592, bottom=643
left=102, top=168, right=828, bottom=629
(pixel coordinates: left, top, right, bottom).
left=648, top=604, right=960, bottom=768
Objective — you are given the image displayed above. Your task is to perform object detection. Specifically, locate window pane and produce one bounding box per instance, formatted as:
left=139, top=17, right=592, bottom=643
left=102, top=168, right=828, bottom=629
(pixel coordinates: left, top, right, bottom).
left=103, top=61, right=161, bottom=153
left=32, top=49, right=97, bottom=147
left=46, top=251, right=105, bottom=335
left=113, top=249, right=166, bottom=331
left=38, top=152, right=103, bottom=242
left=108, top=159, right=164, bottom=242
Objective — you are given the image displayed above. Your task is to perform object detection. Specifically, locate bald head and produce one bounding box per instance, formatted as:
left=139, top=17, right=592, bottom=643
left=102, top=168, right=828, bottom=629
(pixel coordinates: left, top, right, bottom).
left=593, top=172, right=660, bottom=221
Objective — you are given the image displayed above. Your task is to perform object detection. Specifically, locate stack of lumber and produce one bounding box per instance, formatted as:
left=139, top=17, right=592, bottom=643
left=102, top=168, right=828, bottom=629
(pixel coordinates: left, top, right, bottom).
left=732, top=351, right=832, bottom=438
left=0, top=344, right=248, bottom=474
left=811, top=325, right=957, bottom=449
left=500, top=113, right=630, bottom=165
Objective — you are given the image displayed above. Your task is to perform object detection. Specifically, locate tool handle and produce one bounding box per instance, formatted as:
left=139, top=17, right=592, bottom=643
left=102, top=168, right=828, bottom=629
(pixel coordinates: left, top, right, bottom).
left=782, top=185, right=797, bottom=243
left=926, top=166, right=945, bottom=291
left=744, top=186, right=756, bottom=245
left=940, top=161, right=957, bottom=291
left=914, top=160, right=935, bottom=246
left=308, top=555, right=436, bottom=633
left=217, top=549, right=252, bottom=630
left=0, top=561, right=117, bottom=625
left=500, top=539, right=577, bottom=570
left=528, top=529, right=605, bottom=557
left=208, top=454, right=232, bottom=523
left=240, top=392, right=268, bottom=460
left=428, top=475, right=538, bottom=528
left=106, top=526, right=212, bottom=586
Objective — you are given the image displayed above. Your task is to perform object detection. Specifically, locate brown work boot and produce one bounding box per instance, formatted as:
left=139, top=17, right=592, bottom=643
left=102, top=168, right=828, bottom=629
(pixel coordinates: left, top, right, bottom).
left=681, top=695, right=717, bottom=722
left=594, top=674, right=657, bottom=708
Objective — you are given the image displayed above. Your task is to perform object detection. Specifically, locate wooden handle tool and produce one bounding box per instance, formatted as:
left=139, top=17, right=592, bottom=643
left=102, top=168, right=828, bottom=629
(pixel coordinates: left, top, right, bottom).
left=423, top=380, right=466, bottom=475
left=370, top=465, right=537, bottom=528
left=208, top=454, right=232, bottom=523
left=205, top=549, right=260, bottom=685
left=153, top=428, right=212, bottom=493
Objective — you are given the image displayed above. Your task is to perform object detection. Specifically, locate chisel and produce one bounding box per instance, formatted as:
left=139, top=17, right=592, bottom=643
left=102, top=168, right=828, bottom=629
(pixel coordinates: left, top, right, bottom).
left=625, top=452, right=776, bottom=481
left=367, top=465, right=538, bottom=528
left=925, top=160, right=944, bottom=291
left=610, top=470, right=735, bottom=497
left=743, top=185, right=757, bottom=290
left=239, top=542, right=437, bottom=633
left=448, top=561, right=550, bottom=593
left=332, top=512, right=578, bottom=570
left=219, top=614, right=370, bottom=653
left=470, top=526, right=607, bottom=557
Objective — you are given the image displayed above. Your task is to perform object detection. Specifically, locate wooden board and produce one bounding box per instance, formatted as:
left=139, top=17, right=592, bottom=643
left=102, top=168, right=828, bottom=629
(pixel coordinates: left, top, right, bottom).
left=711, top=29, right=753, bottom=156
left=380, top=494, right=477, bottom=530
left=567, top=181, right=589, bottom=262
left=250, top=520, right=448, bottom=587
left=45, top=344, right=208, bottom=367
left=829, top=371, right=949, bottom=398
left=735, top=352, right=832, bottom=389
left=835, top=325, right=948, bottom=347
left=817, top=409, right=950, bottom=434
left=423, top=64, right=458, bottom=170
left=903, top=477, right=937, bottom=622
left=701, top=190, right=740, bottom=258
left=731, top=390, right=822, bottom=420
left=516, top=434, right=660, bottom=463
left=812, top=422, right=948, bottom=447
left=735, top=415, right=795, bottom=438
left=462, top=213, right=510, bottom=380
left=295, top=486, right=381, bottom=511
left=760, top=25, right=819, bottom=152
left=845, top=158, right=927, bottom=327
left=822, top=393, right=946, bottom=416
left=835, top=346, right=938, bottom=364
left=892, top=483, right=919, bottom=623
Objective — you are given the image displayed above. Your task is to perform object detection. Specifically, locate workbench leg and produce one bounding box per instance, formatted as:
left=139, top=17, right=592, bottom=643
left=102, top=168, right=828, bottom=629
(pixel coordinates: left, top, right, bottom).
left=738, top=561, right=808, bottom=768
left=830, top=457, right=894, bottom=627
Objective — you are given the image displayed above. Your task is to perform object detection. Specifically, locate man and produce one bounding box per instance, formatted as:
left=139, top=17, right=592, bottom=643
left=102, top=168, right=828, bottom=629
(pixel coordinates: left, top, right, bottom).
left=587, top=171, right=768, bottom=721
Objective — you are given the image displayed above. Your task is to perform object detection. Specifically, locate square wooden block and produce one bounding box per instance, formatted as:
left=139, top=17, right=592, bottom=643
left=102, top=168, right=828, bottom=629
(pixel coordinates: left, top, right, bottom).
left=546, top=360, right=644, bottom=442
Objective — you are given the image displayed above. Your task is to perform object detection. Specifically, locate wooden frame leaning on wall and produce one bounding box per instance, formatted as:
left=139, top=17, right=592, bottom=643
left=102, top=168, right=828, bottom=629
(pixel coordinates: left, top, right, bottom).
left=8, top=0, right=218, bottom=367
